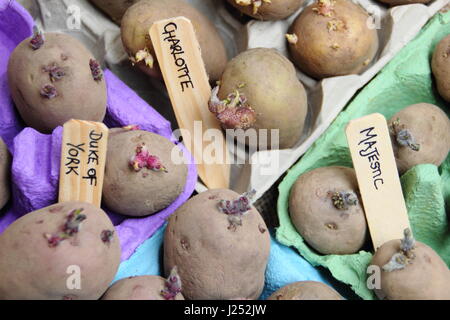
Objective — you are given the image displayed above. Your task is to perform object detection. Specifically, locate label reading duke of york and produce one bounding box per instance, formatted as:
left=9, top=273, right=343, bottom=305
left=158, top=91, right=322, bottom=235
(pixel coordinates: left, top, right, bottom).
left=63, top=129, right=104, bottom=187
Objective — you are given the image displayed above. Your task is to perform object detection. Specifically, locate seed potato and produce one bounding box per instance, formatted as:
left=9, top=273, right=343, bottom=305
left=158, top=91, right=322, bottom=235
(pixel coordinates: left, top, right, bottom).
left=102, top=128, right=188, bottom=217
left=227, top=0, right=304, bottom=20
left=210, top=48, right=308, bottom=150
left=268, top=281, right=343, bottom=300
left=164, top=189, right=271, bottom=300
left=102, top=273, right=184, bottom=300
left=289, top=166, right=368, bottom=255
left=370, top=229, right=450, bottom=300
left=0, top=202, right=121, bottom=300
left=388, top=103, right=450, bottom=174
left=7, top=32, right=107, bottom=133
left=0, top=138, right=11, bottom=210
left=431, top=34, right=450, bottom=103
left=286, top=0, right=379, bottom=80
left=121, top=0, right=228, bottom=81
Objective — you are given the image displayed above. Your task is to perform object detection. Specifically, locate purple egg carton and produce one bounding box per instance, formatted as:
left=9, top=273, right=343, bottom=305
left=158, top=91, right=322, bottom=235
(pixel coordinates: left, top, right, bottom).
left=0, top=0, right=197, bottom=261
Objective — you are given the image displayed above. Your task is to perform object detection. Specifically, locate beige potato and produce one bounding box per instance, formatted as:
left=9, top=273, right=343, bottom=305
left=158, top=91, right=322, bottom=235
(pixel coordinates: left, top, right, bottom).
left=289, top=166, right=368, bottom=255
left=210, top=48, right=308, bottom=149
left=121, top=0, right=228, bottom=81
left=164, top=189, right=271, bottom=300
left=268, top=281, right=343, bottom=300
left=0, top=138, right=11, bottom=210
left=102, top=274, right=184, bottom=300
left=89, top=0, right=139, bottom=24
left=432, top=34, right=450, bottom=103
left=7, top=32, right=107, bottom=133
left=388, top=103, right=450, bottom=174
left=227, top=0, right=304, bottom=20
left=0, top=201, right=121, bottom=300
left=370, top=229, right=450, bottom=300
left=102, top=128, right=188, bottom=217
left=286, top=0, right=379, bottom=80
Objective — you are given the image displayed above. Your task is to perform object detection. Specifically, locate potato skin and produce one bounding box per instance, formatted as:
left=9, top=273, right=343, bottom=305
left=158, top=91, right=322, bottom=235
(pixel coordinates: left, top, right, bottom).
left=218, top=48, right=308, bottom=149
left=388, top=103, right=450, bottom=174
left=371, top=240, right=450, bottom=300
left=0, top=202, right=121, bottom=300
left=7, top=33, right=107, bottom=133
left=289, top=166, right=368, bottom=255
left=268, top=281, right=343, bottom=300
left=121, top=0, right=227, bottom=81
left=164, top=189, right=271, bottom=300
left=227, top=0, right=304, bottom=20
left=102, top=275, right=184, bottom=300
left=287, top=0, right=379, bottom=80
left=89, top=0, right=139, bottom=24
left=432, top=35, right=450, bottom=103
left=103, top=129, right=188, bottom=217
left=0, top=138, right=11, bottom=210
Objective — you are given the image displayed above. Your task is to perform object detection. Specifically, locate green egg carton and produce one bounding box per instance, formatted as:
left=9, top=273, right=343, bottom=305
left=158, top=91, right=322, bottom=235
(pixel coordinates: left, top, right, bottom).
left=276, top=10, right=450, bottom=300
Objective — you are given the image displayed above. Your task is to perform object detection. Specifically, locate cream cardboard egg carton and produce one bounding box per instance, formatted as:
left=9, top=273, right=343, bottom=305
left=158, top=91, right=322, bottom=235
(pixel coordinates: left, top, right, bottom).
left=27, top=0, right=449, bottom=203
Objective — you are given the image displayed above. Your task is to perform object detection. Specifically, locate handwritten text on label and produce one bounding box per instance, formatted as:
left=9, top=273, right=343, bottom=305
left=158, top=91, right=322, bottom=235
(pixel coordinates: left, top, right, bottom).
left=358, top=127, right=384, bottom=190
left=64, top=129, right=104, bottom=187
left=162, top=22, right=195, bottom=92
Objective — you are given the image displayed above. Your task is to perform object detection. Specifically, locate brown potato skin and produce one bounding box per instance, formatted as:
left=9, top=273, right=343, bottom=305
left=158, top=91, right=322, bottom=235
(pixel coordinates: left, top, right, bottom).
left=376, top=0, right=432, bottom=6
left=102, top=275, right=184, bottom=300
left=7, top=33, right=107, bottom=133
left=102, top=129, right=187, bottom=217
left=227, top=0, right=304, bottom=20
left=432, top=35, right=450, bottom=103
left=388, top=103, right=450, bottom=174
left=268, top=281, right=343, bottom=300
left=289, top=166, right=368, bottom=255
left=164, top=189, right=271, bottom=300
left=0, top=138, right=11, bottom=210
left=89, top=0, right=139, bottom=24
left=121, top=0, right=228, bottom=81
left=287, top=0, right=379, bottom=80
left=218, top=48, right=308, bottom=149
left=0, top=202, right=121, bottom=300
left=371, top=240, right=450, bottom=300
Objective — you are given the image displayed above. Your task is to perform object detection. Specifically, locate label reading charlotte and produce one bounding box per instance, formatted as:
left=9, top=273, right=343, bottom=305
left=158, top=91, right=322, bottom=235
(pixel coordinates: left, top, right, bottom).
left=162, top=22, right=194, bottom=92
left=358, top=127, right=384, bottom=190
left=64, top=130, right=103, bottom=186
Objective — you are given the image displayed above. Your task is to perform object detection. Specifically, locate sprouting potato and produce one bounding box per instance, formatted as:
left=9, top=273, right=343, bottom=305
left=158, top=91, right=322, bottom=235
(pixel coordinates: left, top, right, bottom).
left=268, top=281, right=343, bottom=300
left=102, top=128, right=188, bottom=217
left=164, top=189, right=271, bottom=300
left=121, top=0, right=228, bottom=81
left=102, top=268, right=184, bottom=300
left=388, top=103, right=450, bottom=174
left=286, top=0, right=379, bottom=80
left=0, top=202, right=121, bottom=300
left=227, top=0, right=304, bottom=20
left=7, top=31, right=106, bottom=133
left=289, top=166, right=368, bottom=255
left=209, top=48, right=308, bottom=150
left=431, top=34, right=450, bottom=103
left=0, top=137, right=11, bottom=210
left=370, top=229, right=450, bottom=300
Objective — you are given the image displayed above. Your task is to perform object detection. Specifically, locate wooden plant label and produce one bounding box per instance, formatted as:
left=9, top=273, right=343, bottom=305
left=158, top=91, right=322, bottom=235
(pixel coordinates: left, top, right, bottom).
left=149, top=16, right=230, bottom=189
left=345, top=113, right=411, bottom=250
left=58, top=119, right=108, bottom=206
